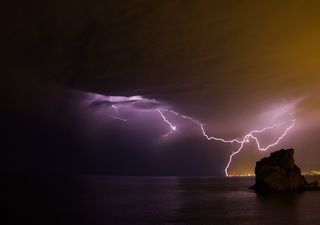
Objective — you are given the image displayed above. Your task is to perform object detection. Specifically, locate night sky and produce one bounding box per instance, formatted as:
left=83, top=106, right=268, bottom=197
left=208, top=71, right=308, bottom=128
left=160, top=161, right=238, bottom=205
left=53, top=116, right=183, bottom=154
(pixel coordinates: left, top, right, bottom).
left=2, top=0, right=320, bottom=176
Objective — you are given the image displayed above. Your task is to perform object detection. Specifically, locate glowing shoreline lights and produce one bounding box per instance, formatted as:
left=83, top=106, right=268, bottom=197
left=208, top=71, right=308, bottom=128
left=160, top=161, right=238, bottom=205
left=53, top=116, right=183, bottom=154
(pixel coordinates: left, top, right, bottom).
left=87, top=93, right=296, bottom=176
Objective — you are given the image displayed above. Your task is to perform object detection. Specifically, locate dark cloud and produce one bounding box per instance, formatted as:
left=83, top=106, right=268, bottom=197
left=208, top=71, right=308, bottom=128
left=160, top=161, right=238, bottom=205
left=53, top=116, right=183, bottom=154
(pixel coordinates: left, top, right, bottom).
left=1, top=0, right=320, bottom=175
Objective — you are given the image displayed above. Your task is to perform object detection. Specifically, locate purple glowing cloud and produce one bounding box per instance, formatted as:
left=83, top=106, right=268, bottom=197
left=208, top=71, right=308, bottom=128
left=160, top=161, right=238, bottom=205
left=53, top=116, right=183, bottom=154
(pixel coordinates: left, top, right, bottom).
left=84, top=91, right=296, bottom=176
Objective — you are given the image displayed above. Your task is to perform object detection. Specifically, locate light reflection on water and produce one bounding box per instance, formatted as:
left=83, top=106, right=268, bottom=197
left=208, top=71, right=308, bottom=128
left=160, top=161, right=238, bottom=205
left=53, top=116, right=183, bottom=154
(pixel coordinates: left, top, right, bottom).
left=54, top=176, right=320, bottom=225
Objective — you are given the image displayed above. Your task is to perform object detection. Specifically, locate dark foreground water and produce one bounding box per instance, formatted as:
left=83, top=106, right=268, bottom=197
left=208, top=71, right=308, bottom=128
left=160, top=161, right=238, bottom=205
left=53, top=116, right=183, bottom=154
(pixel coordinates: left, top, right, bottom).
left=2, top=176, right=320, bottom=225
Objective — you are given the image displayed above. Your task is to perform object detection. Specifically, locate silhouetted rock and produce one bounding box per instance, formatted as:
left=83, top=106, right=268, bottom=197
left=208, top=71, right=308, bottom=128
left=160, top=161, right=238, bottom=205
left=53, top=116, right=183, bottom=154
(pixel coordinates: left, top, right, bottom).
left=250, top=149, right=319, bottom=193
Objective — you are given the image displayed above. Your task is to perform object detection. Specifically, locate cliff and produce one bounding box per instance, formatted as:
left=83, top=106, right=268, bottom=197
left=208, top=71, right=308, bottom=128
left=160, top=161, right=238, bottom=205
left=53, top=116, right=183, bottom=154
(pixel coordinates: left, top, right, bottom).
left=250, top=149, right=319, bottom=193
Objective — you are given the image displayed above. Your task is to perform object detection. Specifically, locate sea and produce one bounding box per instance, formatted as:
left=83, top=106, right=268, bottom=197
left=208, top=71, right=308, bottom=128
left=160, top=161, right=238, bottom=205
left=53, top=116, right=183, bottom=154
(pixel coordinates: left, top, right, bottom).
left=2, top=176, right=320, bottom=225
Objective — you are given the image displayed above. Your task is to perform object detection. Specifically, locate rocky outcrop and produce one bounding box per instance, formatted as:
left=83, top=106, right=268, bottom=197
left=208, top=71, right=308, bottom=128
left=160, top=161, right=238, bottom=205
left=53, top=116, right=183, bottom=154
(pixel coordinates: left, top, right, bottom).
left=250, top=148, right=319, bottom=193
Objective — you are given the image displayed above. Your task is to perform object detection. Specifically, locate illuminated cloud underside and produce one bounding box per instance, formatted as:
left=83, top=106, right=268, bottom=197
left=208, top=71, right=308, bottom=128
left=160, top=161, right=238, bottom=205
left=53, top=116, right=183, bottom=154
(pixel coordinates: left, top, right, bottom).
left=86, top=92, right=296, bottom=176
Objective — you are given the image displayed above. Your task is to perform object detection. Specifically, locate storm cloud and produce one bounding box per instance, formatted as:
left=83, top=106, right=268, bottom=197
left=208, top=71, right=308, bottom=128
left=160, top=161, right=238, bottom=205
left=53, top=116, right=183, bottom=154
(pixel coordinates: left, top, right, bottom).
left=1, top=0, right=320, bottom=176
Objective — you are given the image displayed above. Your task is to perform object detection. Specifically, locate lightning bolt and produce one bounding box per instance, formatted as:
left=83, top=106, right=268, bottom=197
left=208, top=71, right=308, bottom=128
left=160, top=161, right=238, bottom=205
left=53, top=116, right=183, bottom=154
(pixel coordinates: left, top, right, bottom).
left=157, top=109, right=295, bottom=176
left=87, top=93, right=296, bottom=177
left=110, top=104, right=128, bottom=122
left=157, top=109, right=176, bottom=137
left=111, top=104, right=119, bottom=113
left=110, top=115, right=127, bottom=122
left=223, top=119, right=295, bottom=176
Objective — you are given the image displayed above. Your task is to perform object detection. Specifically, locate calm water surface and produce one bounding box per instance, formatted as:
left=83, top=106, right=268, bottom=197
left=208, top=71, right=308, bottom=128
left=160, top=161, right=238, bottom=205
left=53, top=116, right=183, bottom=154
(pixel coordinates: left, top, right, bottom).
left=3, top=176, right=320, bottom=225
